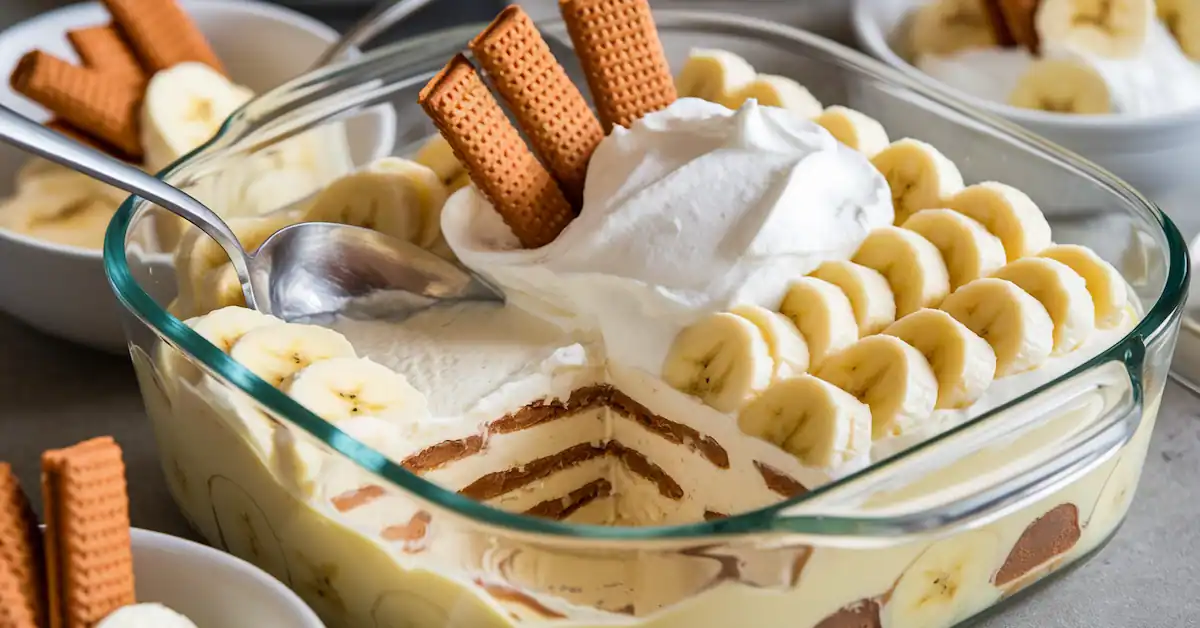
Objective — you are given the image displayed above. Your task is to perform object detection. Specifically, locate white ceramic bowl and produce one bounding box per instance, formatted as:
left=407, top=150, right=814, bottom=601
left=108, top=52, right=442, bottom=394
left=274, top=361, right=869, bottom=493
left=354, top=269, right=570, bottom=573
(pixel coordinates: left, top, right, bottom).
left=129, top=527, right=322, bottom=626
left=851, top=0, right=1200, bottom=204
left=0, top=0, right=393, bottom=354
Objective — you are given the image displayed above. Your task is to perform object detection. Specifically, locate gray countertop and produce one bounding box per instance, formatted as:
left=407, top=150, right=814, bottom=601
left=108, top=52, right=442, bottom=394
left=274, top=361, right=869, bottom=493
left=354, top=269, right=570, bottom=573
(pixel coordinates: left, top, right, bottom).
left=2, top=2, right=1199, bottom=627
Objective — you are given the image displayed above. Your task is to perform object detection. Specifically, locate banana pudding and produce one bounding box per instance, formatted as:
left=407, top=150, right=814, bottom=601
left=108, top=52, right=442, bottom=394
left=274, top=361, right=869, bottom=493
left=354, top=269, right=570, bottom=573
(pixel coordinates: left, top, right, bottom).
left=138, top=3, right=1165, bottom=628
left=0, top=0, right=350, bottom=251
left=906, top=0, right=1200, bottom=116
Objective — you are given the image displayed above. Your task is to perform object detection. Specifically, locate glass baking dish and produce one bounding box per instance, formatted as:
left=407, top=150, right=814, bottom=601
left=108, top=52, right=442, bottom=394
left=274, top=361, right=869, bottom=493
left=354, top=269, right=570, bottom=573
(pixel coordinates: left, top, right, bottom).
left=105, top=9, right=1187, bottom=628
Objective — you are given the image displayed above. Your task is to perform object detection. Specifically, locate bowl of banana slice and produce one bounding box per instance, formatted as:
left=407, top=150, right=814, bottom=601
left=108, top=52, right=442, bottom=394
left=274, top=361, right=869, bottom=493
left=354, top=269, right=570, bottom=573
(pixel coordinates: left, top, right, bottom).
left=0, top=0, right=393, bottom=353
left=852, top=0, right=1200, bottom=202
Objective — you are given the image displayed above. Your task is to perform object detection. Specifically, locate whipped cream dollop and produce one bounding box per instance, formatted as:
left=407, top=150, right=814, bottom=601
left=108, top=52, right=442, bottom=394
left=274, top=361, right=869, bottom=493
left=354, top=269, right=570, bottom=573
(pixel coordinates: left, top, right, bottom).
left=96, top=604, right=198, bottom=628
left=443, top=98, right=893, bottom=374
left=918, top=20, right=1200, bottom=116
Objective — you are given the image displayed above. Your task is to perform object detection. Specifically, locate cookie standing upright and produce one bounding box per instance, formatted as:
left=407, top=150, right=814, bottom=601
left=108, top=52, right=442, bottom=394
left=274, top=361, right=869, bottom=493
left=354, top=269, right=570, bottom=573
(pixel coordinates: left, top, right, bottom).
left=559, top=0, right=678, bottom=131
left=419, top=54, right=575, bottom=249
left=42, top=437, right=135, bottom=628
left=0, top=464, right=44, bottom=628
left=469, top=6, right=604, bottom=207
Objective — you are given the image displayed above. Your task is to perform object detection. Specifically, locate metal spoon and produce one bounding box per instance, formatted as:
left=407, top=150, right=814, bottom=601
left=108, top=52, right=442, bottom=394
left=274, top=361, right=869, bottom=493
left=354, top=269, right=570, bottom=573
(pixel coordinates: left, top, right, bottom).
left=0, top=105, right=503, bottom=322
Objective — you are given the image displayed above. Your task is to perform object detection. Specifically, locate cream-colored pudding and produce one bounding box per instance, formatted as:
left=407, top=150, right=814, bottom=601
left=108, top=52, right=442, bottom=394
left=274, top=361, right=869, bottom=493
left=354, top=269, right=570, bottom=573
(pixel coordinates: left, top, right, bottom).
left=141, top=46, right=1156, bottom=628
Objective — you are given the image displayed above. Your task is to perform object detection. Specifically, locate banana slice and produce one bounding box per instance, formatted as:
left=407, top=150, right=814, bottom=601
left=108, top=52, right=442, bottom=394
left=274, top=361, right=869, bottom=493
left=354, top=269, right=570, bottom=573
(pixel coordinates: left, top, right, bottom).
left=1039, top=244, right=1128, bottom=329
left=283, top=356, right=429, bottom=425
left=1036, top=0, right=1154, bottom=59
left=884, top=309, right=997, bottom=409
left=870, top=138, right=965, bottom=225
left=674, top=48, right=759, bottom=102
left=778, top=277, right=860, bottom=369
left=723, top=75, right=824, bottom=118
left=909, top=0, right=1000, bottom=57
left=992, top=258, right=1096, bottom=355
left=229, top=323, right=357, bottom=388
left=141, top=62, right=255, bottom=173
left=191, top=306, right=284, bottom=354
left=852, top=226, right=952, bottom=318
left=303, top=157, right=448, bottom=249
left=412, top=133, right=464, bottom=183
left=944, top=182, right=1053, bottom=262
left=809, top=260, right=897, bottom=336
left=1009, top=58, right=1113, bottom=115
left=662, top=312, right=775, bottom=413
left=0, top=192, right=116, bottom=250
left=903, top=208, right=1007, bottom=290
left=1160, top=0, right=1200, bottom=59
left=812, top=106, right=891, bottom=158
left=729, top=304, right=811, bottom=381
left=885, top=530, right=1003, bottom=628
left=940, top=278, right=1055, bottom=377
left=174, top=214, right=295, bottom=316
left=737, top=374, right=871, bottom=468
left=814, top=335, right=939, bottom=439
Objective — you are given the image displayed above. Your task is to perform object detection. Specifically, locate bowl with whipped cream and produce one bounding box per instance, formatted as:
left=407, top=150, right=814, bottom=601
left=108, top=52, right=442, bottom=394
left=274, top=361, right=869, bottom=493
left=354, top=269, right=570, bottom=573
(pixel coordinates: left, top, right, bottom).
left=0, top=0, right=393, bottom=353
left=853, top=0, right=1200, bottom=201
left=106, top=6, right=1186, bottom=628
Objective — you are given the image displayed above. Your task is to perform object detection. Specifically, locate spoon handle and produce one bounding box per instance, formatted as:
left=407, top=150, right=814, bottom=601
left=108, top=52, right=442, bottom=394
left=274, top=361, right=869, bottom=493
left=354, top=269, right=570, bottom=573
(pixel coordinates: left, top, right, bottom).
left=0, top=105, right=257, bottom=308
left=312, top=0, right=438, bottom=68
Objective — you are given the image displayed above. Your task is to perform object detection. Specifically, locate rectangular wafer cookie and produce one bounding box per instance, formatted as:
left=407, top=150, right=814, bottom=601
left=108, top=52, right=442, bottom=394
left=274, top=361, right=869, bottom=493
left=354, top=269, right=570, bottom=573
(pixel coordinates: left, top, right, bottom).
left=10, top=51, right=143, bottom=159
left=469, top=6, right=603, bottom=207
left=102, top=0, right=224, bottom=75
left=0, top=464, right=44, bottom=628
left=997, top=0, right=1041, bottom=53
left=67, top=25, right=147, bottom=88
left=44, top=119, right=120, bottom=157
left=419, top=54, right=574, bottom=249
left=42, top=437, right=135, bottom=628
left=559, top=0, right=677, bottom=132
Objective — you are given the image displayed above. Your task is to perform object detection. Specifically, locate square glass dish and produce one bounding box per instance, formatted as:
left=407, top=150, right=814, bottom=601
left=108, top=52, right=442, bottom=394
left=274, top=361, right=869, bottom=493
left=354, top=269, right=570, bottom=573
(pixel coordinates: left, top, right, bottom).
left=105, top=10, right=1188, bottom=628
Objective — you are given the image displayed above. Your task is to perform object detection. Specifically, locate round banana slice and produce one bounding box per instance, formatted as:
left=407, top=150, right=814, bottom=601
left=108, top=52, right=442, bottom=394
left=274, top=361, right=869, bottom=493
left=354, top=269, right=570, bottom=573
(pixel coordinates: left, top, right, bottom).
left=723, top=75, right=824, bottom=118
left=284, top=356, right=429, bottom=425
left=809, top=260, right=897, bottom=336
left=1160, top=0, right=1200, bottom=60
left=1009, top=58, right=1112, bottom=115
left=944, top=182, right=1053, bottom=262
left=1036, top=0, right=1154, bottom=59
left=903, top=208, right=1007, bottom=290
left=870, top=138, right=964, bottom=225
left=992, top=257, right=1096, bottom=355
left=729, top=304, right=811, bottom=381
left=191, top=306, right=284, bottom=354
left=885, top=530, right=1003, bottom=628
left=778, top=277, right=860, bottom=369
left=662, top=312, right=775, bottom=413
left=884, top=308, right=997, bottom=410
left=229, top=323, right=358, bottom=388
left=940, top=278, right=1055, bottom=377
left=908, top=0, right=999, bottom=57
left=814, top=335, right=939, bottom=439
left=141, top=62, right=255, bottom=173
left=412, top=133, right=464, bottom=183
left=303, top=157, right=448, bottom=249
left=737, top=374, right=871, bottom=468
left=812, top=106, right=890, bottom=158
left=1039, top=244, right=1128, bottom=329
left=852, top=226, right=952, bottom=318
left=674, top=48, right=759, bottom=103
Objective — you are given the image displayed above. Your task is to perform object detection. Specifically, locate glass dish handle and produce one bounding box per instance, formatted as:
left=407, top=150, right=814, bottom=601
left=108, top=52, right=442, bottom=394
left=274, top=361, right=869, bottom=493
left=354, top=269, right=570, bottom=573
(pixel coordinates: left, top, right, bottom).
left=772, top=338, right=1145, bottom=542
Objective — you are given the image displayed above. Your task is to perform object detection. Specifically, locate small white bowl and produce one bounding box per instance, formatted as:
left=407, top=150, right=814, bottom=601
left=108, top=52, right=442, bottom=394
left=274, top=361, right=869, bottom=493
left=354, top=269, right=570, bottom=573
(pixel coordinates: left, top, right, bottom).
left=0, top=0, right=393, bottom=354
left=852, top=0, right=1200, bottom=204
left=129, top=527, right=322, bottom=627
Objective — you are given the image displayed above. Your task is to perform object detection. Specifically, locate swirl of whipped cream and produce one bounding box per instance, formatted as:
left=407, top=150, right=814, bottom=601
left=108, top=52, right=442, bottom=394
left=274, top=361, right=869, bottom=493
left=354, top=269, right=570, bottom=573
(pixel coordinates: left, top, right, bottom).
left=442, top=98, right=893, bottom=374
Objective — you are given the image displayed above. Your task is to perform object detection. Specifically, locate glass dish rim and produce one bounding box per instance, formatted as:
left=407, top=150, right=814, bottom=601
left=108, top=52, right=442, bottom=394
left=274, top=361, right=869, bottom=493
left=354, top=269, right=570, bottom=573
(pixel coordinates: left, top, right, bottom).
left=104, top=9, right=1189, bottom=542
